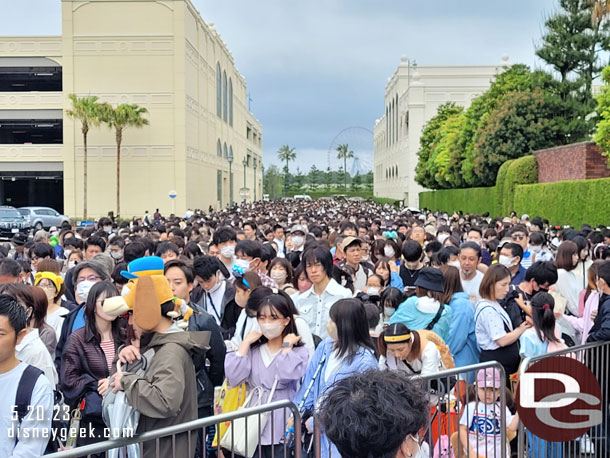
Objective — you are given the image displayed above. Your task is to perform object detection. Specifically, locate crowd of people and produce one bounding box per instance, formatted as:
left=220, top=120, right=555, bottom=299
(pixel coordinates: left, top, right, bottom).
left=0, top=198, right=609, bottom=458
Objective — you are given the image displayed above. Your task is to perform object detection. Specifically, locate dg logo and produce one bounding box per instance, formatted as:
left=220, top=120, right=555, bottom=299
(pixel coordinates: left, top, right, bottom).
left=516, top=356, right=603, bottom=442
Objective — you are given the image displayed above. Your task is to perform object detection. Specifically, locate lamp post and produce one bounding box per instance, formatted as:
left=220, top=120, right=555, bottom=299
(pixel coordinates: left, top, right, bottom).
left=253, top=157, right=257, bottom=201
left=227, top=149, right=233, bottom=206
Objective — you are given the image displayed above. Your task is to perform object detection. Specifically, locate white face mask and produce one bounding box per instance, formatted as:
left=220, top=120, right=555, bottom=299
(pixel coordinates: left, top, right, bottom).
left=270, top=270, right=287, bottom=284
left=110, top=250, right=123, bottom=260
left=529, top=245, right=542, bottom=254
left=437, top=233, right=449, bottom=244
left=206, top=272, right=223, bottom=293
left=292, top=236, right=304, bottom=248
left=68, top=260, right=77, bottom=270
left=447, top=261, right=460, bottom=269
left=76, top=280, right=95, bottom=302
left=259, top=322, right=284, bottom=340
left=361, top=255, right=370, bottom=262
left=234, top=258, right=251, bottom=273
left=384, top=307, right=395, bottom=317
left=221, top=245, right=235, bottom=259
left=366, top=286, right=381, bottom=296
left=64, top=249, right=72, bottom=260
left=499, top=255, right=517, bottom=268
left=103, top=226, right=112, bottom=234
left=384, top=246, right=395, bottom=257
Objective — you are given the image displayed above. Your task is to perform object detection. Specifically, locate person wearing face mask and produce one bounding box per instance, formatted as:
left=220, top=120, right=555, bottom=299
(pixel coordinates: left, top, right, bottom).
left=554, top=240, right=582, bottom=317
left=54, top=260, right=111, bottom=375
left=572, top=235, right=593, bottom=291
left=234, top=240, right=279, bottom=289
left=212, top=226, right=238, bottom=270
left=383, top=239, right=401, bottom=265
left=107, top=238, right=125, bottom=264
left=193, top=256, right=239, bottom=339
left=288, top=224, right=307, bottom=259
left=294, top=299, right=378, bottom=458
left=565, top=261, right=603, bottom=345
left=225, top=292, right=308, bottom=458
left=499, top=261, right=558, bottom=330
left=318, top=370, right=430, bottom=458
left=498, top=242, right=526, bottom=286
left=528, top=231, right=553, bottom=263
left=230, top=271, right=264, bottom=348
left=267, top=257, right=297, bottom=295
left=380, top=287, right=404, bottom=324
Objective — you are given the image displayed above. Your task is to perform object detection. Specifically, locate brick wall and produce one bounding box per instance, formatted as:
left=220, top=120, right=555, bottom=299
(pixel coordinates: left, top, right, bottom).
left=534, top=142, right=610, bottom=183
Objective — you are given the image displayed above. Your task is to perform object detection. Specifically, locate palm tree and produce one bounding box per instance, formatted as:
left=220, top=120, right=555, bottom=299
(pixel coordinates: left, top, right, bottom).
left=66, top=94, right=103, bottom=219
left=336, top=144, right=354, bottom=190
left=277, top=145, right=296, bottom=195
left=100, top=103, right=149, bottom=217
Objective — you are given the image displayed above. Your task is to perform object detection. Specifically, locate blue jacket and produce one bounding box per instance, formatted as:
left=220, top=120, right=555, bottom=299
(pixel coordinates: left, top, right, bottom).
left=390, top=272, right=404, bottom=290
left=389, top=295, right=453, bottom=342
left=294, top=338, right=378, bottom=458
left=446, top=292, right=479, bottom=374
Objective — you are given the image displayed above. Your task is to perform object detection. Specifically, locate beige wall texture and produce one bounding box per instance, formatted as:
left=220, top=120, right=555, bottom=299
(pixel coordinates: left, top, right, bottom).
left=373, top=55, right=506, bottom=208
left=0, top=0, right=262, bottom=218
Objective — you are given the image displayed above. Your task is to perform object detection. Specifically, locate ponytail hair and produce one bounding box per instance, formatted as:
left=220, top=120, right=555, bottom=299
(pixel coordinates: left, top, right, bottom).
left=531, top=292, right=559, bottom=344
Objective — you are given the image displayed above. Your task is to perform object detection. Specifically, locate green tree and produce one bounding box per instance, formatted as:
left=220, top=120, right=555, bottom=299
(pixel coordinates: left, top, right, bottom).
left=99, top=103, right=149, bottom=217
left=263, top=165, right=283, bottom=199
left=352, top=173, right=362, bottom=190
left=472, top=88, right=563, bottom=185
left=536, top=0, right=610, bottom=142
left=324, top=167, right=332, bottom=190
left=594, top=66, right=610, bottom=162
left=427, top=113, right=468, bottom=189
left=277, top=145, right=296, bottom=196
left=293, top=167, right=305, bottom=192
left=66, top=94, right=103, bottom=219
left=415, top=102, right=464, bottom=188
left=336, top=144, right=354, bottom=190
left=308, top=165, right=322, bottom=189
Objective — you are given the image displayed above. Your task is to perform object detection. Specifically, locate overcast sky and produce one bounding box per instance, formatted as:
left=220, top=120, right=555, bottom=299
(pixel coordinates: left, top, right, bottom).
left=1, top=0, right=559, bottom=172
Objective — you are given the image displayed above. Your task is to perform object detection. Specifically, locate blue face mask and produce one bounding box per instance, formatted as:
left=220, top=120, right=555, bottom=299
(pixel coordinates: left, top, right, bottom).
left=384, top=307, right=395, bottom=317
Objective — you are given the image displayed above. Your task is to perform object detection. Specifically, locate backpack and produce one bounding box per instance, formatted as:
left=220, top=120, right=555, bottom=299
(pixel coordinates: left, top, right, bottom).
left=433, top=435, right=455, bottom=458
left=15, top=365, right=65, bottom=454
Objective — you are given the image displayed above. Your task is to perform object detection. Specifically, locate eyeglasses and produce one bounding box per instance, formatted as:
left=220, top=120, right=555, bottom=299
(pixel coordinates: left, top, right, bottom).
left=511, top=234, right=526, bottom=241
left=77, top=275, right=101, bottom=284
left=38, top=283, right=56, bottom=290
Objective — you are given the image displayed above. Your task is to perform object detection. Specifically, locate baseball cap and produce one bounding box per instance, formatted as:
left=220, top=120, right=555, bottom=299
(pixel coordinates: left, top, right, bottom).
left=341, top=236, right=362, bottom=251
left=290, top=224, right=308, bottom=235
left=477, top=368, right=501, bottom=388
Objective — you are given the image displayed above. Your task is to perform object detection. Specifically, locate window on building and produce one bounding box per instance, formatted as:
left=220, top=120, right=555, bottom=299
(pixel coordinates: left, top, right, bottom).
left=217, top=139, right=222, bottom=157
left=229, top=78, right=233, bottom=127
left=223, top=142, right=228, bottom=158
left=217, top=170, right=222, bottom=206
left=0, top=110, right=62, bottom=144
left=222, top=70, right=228, bottom=122
left=216, top=63, right=221, bottom=117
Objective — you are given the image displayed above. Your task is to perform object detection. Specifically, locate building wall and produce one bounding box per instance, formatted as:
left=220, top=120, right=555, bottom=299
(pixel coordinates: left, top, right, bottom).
left=535, top=142, right=610, bottom=183
left=0, top=0, right=262, bottom=218
left=373, top=56, right=504, bottom=208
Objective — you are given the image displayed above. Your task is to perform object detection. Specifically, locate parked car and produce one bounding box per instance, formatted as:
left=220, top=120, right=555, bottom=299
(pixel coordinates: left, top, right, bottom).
left=0, top=206, right=31, bottom=239
left=18, top=206, right=70, bottom=231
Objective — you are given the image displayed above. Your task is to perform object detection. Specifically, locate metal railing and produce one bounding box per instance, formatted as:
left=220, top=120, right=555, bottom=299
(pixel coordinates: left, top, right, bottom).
left=45, top=399, right=301, bottom=458
left=308, top=361, right=508, bottom=458
left=517, top=339, right=610, bottom=458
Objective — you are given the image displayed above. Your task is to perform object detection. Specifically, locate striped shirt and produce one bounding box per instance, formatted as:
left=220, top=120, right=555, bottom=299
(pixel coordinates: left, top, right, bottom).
left=99, top=340, right=115, bottom=372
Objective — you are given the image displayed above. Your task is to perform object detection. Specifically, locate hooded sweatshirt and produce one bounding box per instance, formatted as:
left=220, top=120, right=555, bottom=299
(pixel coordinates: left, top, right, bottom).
left=120, top=329, right=210, bottom=458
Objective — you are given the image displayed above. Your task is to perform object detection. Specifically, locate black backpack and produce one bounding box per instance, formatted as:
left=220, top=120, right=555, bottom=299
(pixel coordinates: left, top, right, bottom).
left=15, top=365, right=65, bottom=454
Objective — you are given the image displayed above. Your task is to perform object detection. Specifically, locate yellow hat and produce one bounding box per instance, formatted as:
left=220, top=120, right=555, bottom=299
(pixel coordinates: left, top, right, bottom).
left=34, top=272, right=64, bottom=292
left=124, top=275, right=183, bottom=331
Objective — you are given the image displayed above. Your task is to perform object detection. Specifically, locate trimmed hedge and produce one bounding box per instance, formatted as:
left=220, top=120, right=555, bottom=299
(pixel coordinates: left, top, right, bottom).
left=494, top=159, right=513, bottom=216
left=514, top=177, right=610, bottom=227
left=419, top=187, right=497, bottom=215
left=502, top=156, right=538, bottom=215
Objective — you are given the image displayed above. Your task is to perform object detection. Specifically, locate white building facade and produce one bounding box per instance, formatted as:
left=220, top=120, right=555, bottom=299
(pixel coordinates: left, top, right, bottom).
left=373, top=56, right=507, bottom=207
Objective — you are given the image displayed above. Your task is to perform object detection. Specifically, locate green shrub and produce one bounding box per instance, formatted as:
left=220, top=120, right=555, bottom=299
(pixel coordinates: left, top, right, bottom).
left=419, top=187, right=497, bottom=215
left=514, top=177, right=610, bottom=227
left=494, top=159, right=514, bottom=217
left=502, top=155, right=538, bottom=215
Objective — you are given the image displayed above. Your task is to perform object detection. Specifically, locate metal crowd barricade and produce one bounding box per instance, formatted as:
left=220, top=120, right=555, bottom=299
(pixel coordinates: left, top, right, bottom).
left=44, top=399, right=301, bottom=458
left=309, top=361, right=508, bottom=458
left=517, top=340, right=610, bottom=458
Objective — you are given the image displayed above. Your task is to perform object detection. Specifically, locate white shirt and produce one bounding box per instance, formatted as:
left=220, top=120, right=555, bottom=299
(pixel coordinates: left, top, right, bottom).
left=292, top=279, right=352, bottom=339
left=230, top=309, right=261, bottom=348
left=273, top=238, right=285, bottom=257
left=378, top=341, right=442, bottom=376
left=45, top=307, right=70, bottom=342
left=459, top=401, right=513, bottom=458
left=295, top=316, right=315, bottom=359
left=461, top=271, right=484, bottom=306
left=556, top=269, right=582, bottom=316
left=324, top=349, right=345, bottom=383
left=0, top=362, right=54, bottom=458
left=475, top=300, right=512, bottom=351
left=15, top=329, right=58, bottom=388
left=351, top=264, right=369, bottom=292
left=202, top=281, right=227, bottom=325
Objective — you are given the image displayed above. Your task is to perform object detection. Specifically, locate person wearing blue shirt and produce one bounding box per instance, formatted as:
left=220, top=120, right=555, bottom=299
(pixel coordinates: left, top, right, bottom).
left=499, top=243, right=526, bottom=286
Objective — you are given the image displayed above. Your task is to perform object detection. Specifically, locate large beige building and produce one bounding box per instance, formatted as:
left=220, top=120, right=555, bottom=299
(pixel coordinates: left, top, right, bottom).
left=0, top=0, right=262, bottom=218
left=373, top=56, right=506, bottom=208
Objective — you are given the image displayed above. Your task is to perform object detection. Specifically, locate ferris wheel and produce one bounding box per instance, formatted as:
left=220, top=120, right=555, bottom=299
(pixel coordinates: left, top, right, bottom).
left=327, top=126, right=374, bottom=175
